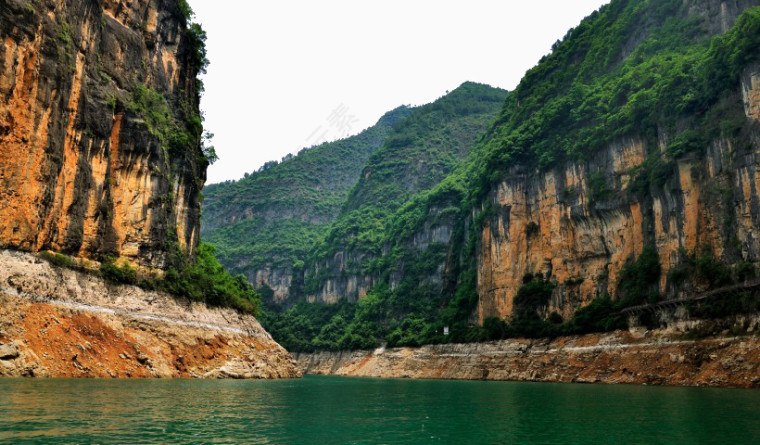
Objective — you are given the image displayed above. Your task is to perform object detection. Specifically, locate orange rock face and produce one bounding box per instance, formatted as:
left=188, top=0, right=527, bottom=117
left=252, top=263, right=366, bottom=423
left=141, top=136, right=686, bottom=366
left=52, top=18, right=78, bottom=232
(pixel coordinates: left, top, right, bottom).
left=0, top=0, right=205, bottom=270
left=477, top=66, right=760, bottom=322
left=478, top=139, right=650, bottom=321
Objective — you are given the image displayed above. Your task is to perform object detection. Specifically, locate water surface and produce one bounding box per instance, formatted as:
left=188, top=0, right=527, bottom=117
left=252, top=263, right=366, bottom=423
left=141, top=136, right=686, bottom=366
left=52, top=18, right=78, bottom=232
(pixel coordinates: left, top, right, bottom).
left=1, top=376, right=758, bottom=444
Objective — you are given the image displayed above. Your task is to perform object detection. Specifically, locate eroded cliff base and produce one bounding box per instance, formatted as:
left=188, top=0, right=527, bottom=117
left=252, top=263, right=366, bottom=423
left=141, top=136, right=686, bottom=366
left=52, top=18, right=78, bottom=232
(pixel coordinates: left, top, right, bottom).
left=0, top=250, right=301, bottom=379
left=297, top=322, right=760, bottom=388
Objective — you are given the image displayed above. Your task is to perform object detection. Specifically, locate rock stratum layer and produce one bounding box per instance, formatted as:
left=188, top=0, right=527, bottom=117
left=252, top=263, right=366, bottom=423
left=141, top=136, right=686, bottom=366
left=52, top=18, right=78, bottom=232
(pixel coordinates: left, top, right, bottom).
left=0, top=249, right=301, bottom=378
left=0, top=0, right=206, bottom=270
left=298, top=321, right=760, bottom=388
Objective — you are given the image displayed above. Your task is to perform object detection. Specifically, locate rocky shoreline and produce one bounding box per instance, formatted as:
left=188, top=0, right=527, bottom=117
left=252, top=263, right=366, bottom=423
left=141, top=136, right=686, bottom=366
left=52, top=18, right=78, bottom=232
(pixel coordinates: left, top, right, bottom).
left=5, top=245, right=759, bottom=387
left=297, top=320, right=760, bottom=388
left=0, top=250, right=301, bottom=379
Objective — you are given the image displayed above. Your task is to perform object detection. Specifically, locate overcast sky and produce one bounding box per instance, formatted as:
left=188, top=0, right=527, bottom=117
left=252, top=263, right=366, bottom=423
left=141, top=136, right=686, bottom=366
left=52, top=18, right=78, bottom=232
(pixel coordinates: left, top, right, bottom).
left=192, top=0, right=611, bottom=184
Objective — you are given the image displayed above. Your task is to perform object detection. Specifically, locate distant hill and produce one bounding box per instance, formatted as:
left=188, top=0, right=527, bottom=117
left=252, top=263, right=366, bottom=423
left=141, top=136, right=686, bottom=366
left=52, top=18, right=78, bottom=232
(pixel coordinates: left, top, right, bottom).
left=201, top=106, right=412, bottom=300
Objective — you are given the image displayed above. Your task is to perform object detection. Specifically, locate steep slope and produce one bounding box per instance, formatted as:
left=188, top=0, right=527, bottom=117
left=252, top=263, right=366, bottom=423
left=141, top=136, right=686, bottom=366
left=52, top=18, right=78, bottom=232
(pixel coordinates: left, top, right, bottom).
left=0, top=0, right=209, bottom=270
left=389, top=0, right=760, bottom=340
left=0, top=0, right=298, bottom=378
left=306, top=82, right=508, bottom=304
left=262, top=83, right=509, bottom=351
left=473, top=0, right=760, bottom=323
left=0, top=249, right=299, bottom=378
left=201, top=106, right=411, bottom=301
left=264, top=0, right=760, bottom=352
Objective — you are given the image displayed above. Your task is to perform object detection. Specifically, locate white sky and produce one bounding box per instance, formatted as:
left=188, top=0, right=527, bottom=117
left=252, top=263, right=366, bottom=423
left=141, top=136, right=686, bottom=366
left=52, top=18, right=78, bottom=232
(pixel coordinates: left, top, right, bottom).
left=192, top=0, right=611, bottom=184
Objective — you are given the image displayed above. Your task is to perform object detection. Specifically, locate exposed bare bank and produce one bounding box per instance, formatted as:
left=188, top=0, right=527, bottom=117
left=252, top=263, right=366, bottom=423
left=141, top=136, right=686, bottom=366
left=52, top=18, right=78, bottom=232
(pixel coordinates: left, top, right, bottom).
left=0, top=249, right=301, bottom=379
left=297, top=322, right=760, bottom=388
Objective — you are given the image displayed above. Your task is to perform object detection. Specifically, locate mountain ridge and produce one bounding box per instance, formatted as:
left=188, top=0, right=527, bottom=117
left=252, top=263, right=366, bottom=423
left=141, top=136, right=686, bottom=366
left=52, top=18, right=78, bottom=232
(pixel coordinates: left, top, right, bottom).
left=202, top=82, right=507, bottom=305
left=206, top=0, right=760, bottom=353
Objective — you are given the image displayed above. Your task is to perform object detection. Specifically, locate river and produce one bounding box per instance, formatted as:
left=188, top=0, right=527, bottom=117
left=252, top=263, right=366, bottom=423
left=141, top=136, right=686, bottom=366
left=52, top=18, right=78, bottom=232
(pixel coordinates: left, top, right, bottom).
left=1, top=376, right=758, bottom=444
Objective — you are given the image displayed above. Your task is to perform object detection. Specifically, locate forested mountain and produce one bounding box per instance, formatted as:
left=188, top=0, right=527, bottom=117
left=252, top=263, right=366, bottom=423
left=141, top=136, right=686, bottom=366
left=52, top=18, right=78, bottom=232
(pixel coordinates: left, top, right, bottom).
left=208, top=0, right=760, bottom=352
left=201, top=106, right=412, bottom=300
left=306, top=82, right=509, bottom=304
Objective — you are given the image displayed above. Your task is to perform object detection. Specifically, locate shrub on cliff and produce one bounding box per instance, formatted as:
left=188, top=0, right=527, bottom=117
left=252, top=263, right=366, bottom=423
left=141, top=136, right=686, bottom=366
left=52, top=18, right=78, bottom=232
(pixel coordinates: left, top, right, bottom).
left=40, top=251, right=80, bottom=269
left=564, top=294, right=626, bottom=335
left=100, top=257, right=138, bottom=285
left=39, top=246, right=259, bottom=315
left=162, top=243, right=261, bottom=315
left=617, top=246, right=661, bottom=306
left=482, top=317, right=510, bottom=340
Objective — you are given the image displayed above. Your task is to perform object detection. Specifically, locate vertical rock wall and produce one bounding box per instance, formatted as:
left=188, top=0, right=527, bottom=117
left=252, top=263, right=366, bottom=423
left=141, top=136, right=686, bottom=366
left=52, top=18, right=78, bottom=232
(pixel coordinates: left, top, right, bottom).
left=477, top=65, right=760, bottom=322
left=0, top=0, right=205, bottom=269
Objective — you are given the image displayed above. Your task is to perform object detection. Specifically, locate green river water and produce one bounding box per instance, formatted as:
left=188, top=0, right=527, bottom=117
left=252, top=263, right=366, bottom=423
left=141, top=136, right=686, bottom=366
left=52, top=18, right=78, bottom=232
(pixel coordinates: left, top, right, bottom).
left=0, top=375, right=758, bottom=444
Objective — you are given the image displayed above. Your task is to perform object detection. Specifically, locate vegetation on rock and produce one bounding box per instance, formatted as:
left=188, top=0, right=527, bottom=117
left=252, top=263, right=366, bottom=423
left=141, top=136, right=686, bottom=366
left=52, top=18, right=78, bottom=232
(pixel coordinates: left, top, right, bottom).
left=202, top=106, right=412, bottom=277
left=207, top=0, right=760, bottom=349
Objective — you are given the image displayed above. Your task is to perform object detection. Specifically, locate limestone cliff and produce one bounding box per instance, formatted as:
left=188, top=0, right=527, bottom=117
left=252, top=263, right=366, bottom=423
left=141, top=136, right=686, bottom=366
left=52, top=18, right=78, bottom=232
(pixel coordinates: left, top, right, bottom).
left=470, top=0, right=760, bottom=323
left=308, top=203, right=461, bottom=305
left=0, top=0, right=206, bottom=270
left=477, top=67, right=760, bottom=322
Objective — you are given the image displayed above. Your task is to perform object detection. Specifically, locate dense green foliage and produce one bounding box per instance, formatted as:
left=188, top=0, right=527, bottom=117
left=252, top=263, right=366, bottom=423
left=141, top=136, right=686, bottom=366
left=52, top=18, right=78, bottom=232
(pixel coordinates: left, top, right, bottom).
left=38, top=244, right=260, bottom=315
left=202, top=107, right=411, bottom=277
left=177, top=0, right=193, bottom=21
left=100, top=244, right=260, bottom=314
left=668, top=246, right=735, bottom=290
left=475, top=1, right=760, bottom=199
left=161, top=244, right=261, bottom=315
left=513, top=278, right=556, bottom=318
left=127, top=85, right=209, bottom=166
left=314, top=83, right=507, bottom=261
left=261, top=283, right=446, bottom=352
left=100, top=257, right=138, bottom=285
left=213, top=1, right=760, bottom=351
left=176, top=0, right=209, bottom=77
left=257, top=83, right=507, bottom=351
left=616, top=246, right=661, bottom=306
left=39, top=251, right=80, bottom=269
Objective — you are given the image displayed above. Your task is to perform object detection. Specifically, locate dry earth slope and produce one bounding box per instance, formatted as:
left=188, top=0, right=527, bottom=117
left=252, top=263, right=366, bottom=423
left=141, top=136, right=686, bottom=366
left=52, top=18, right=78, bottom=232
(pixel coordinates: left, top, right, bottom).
left=0, top=249, right=300, bottom=378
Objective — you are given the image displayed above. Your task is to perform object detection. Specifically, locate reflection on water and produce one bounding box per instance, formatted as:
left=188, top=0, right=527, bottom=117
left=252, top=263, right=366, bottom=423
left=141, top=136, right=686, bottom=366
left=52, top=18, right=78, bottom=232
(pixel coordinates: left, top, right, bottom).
left=1, top=376, right=759, bottom=444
